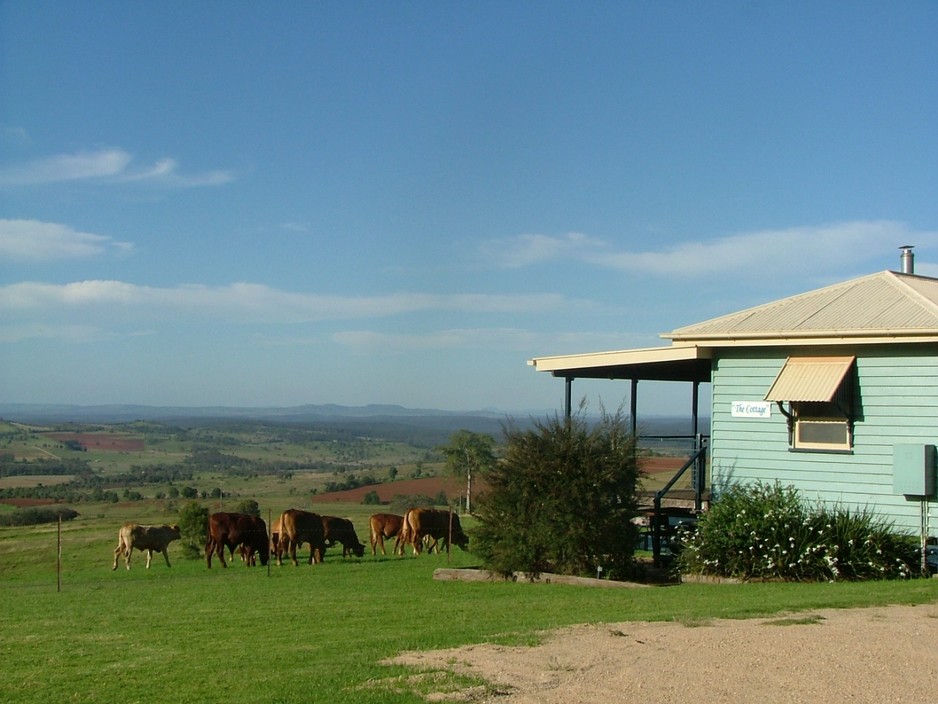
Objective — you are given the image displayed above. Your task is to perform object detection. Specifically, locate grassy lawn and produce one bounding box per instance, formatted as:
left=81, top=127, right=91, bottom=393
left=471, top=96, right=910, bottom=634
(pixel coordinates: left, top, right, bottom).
left=1, top=506, right=937, bottom=704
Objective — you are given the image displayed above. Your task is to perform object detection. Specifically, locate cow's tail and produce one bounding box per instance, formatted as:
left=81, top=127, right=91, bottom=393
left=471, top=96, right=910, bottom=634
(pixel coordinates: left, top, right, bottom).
left=400, top=509, right=417, bottom=556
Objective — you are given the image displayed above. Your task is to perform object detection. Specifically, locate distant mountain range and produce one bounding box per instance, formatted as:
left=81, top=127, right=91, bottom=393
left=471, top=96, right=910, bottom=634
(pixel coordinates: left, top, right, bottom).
left=0, top=403, right=708, bottom=445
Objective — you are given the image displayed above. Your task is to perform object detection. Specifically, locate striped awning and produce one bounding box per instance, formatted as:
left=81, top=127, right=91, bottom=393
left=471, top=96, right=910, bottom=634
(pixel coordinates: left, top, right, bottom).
left=764, top=356, right=855, bottom=403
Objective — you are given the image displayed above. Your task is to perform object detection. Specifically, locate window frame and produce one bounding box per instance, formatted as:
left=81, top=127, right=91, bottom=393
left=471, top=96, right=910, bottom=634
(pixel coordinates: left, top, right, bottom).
left=764, top=356, right=857, bottom=453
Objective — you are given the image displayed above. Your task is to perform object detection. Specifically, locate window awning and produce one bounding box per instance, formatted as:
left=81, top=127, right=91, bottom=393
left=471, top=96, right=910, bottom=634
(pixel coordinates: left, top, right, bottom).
left=764, top=356, right=855, bottom=402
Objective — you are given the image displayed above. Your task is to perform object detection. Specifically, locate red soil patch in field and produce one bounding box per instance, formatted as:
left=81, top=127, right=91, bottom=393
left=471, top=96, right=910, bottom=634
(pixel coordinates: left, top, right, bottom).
left=641, top=457, right=688, bottom=474
left=314, top=462, right=681, bottom=506
left=312, top=476, right=480, bottom=505
left=42, top=433, right=145, bottom=452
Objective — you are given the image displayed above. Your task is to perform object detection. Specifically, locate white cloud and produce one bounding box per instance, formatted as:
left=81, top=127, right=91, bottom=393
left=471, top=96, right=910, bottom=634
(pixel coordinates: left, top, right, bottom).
left=0, top=280, right=570, bottom=324
left=482, top=232, right=604, bottom=268
left=0, top=148, right=234, bottom=187
left=484, top=222, right=938, bottom=279
left=0, top=220, right=133, bottom=261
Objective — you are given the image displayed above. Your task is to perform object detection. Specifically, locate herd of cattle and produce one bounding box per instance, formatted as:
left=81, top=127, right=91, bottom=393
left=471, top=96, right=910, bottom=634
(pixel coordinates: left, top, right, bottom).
left=111, top=507, right=469, bottom=570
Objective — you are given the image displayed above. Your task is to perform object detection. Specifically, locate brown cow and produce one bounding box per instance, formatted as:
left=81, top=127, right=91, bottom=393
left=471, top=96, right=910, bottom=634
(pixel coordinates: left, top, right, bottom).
left=206, top=512, right=270, bottom=568
left=277, top=509, right=326, bottom=566
left=400, top=508, right=469, bottom=556
left=322, top=516, right=365, bottom=558
left=112, top=523, right=181, bottom=570
left=369, top=513, right=404, bottom=555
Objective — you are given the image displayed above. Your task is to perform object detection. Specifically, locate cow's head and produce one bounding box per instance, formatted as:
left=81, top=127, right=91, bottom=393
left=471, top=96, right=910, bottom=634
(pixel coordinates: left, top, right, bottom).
left=351, top=542, right=365, bottom=558
left=257, top=541, right=270, bottom=566
left=168, top=524, right=181, bottom=539
left=453, top=531, right=469, bottom=551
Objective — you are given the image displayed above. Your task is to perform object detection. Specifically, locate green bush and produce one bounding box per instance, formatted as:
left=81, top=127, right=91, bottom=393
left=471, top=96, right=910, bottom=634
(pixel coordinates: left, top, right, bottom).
left=677, top=481, right=920, bottom=581
left=178, top=501, right=209, bottom=559
left=473, top=410, right=641, bottom=580
left=0, top=506, right=79, bottom=526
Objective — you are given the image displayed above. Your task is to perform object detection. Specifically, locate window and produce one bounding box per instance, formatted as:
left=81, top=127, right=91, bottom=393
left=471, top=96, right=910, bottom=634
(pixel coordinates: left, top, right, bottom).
left=764, top=356, right=856, bottom=452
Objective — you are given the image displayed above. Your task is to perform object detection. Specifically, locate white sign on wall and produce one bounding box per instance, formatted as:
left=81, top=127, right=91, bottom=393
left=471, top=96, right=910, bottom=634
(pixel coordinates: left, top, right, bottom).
left=731, top=401, right=772, bottom=418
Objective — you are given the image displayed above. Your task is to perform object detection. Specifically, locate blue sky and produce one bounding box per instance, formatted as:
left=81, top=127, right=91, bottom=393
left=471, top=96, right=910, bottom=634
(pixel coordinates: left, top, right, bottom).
left=2, top=2, right=937, bottom=416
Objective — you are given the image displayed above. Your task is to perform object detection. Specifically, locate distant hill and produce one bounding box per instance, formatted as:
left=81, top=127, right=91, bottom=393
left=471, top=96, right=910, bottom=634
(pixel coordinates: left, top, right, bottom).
left=0, top=403, right=708, bottom=447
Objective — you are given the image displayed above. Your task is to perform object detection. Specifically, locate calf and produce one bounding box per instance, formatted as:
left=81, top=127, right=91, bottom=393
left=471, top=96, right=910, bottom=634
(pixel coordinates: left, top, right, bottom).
left=112, top=523, right=181, bottom=570
left=322, top=516, right=365, bottom=558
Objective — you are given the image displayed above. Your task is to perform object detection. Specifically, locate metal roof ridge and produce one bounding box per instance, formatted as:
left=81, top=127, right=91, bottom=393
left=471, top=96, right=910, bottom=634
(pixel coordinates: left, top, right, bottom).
left=663, top=271, right=887, bottom=339
left=882, top=270, right=938, bottom=320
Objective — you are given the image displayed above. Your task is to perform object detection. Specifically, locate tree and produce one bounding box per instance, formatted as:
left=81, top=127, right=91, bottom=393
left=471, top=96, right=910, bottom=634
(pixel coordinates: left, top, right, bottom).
left=473, top=410, right=641, bottom=579
left=439, top=430, right=496, bottom=514
left=178, top=501, right=209, bottom=559
left=235, top=499, right=260, bottom=517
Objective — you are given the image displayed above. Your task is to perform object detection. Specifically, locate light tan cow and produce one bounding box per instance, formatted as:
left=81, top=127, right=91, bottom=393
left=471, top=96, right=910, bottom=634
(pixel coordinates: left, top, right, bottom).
left=112, top=523, right=181, bottom=570
left=399, top=508, right=468, bottom=556
left=369, top=513, right=404, bottom=555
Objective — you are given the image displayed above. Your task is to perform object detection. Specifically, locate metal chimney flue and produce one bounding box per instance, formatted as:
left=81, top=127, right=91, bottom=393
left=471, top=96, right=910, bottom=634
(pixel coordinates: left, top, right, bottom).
left=899, top=245, right=915, bottom=274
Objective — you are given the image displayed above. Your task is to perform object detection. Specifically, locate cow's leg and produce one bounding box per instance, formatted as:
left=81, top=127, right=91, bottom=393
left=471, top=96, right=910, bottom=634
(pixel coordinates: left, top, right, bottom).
left=112, top=541, right=125, bottom=570
left=217, top=542, right=229, bottom=568
left=205, top=538, right=215, bottom=568
left=161, top=548, right=172, bottom=568
left=289, top=539, right=299, bottom=567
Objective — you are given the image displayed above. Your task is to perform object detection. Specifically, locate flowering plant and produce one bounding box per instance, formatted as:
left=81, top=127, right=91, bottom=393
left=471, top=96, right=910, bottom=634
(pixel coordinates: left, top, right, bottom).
left=676, top=481, right=920, bottom=581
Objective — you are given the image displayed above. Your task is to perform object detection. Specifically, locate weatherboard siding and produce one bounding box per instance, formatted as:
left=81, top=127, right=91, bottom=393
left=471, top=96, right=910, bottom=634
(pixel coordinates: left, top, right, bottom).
left=709, top=346, right=938, bottom=534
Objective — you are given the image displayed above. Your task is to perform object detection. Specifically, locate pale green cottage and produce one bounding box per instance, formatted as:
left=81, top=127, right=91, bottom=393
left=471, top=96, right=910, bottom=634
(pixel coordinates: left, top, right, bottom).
left=529, top=248, right=938, bottom=539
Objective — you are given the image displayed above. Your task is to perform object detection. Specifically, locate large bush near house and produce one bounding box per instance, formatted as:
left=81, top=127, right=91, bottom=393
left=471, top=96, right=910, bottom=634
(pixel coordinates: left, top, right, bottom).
left=677, top=481, right=921, bottom=581
left=473, top=410, right=641, bottom=580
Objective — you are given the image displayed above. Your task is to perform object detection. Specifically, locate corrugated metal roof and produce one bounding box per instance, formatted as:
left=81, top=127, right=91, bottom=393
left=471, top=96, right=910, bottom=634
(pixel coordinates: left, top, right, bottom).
left=666, top=271, right=938, bottom=342
left=764, top=356, right=855, bottom=402
left=527, top=344, right=711, bottom=382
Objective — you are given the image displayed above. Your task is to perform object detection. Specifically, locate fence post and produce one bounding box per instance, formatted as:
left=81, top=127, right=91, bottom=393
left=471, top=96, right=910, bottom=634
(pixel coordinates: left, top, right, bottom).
left=57, top=514, right=62, bottom=593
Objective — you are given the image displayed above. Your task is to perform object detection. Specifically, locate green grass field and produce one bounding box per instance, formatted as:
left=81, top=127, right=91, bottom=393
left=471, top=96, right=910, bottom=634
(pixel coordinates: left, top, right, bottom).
left=2, top=505, right=938, bottom=704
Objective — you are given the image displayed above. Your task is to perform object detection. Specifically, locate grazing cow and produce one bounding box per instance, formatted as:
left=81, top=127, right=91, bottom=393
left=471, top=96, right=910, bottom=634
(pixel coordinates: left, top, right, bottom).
left=206, top=512, right=270, bottom=568
left=322, top=516, right=366, bottom=558
left=277, top=509, right=326, bottom=566
left=369, top=513, right=404, bottom=555
left=112, top=523, right=181, bottom=570
left=400, top=508, right=469, bottom=557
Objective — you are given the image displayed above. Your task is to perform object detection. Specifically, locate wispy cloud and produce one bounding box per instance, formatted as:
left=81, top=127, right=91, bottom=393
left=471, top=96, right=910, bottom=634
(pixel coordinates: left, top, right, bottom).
left=0, top=220, right=133, bottom=262
left=484, top=222, right=938, bottom=279
left=330, top=327, right=646, bottom=354
left=0, top=280, right=569, bottom=326
left=481, top=232, right=604, bottom=268
left=0, top=124, right=31, bottom=148
left=0, top=323, right=106, bottom=344
left=0, top=148, right=234, bottom=187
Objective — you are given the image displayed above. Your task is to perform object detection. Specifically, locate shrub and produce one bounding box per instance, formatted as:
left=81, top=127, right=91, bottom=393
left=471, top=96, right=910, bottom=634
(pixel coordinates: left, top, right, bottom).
left=235, top=499, right=260, bottom=517
left=362, top=490, right=382, bottom=505
left=677, top=481, right=920, bottom=581
left=178, top=501, right=209, bottom=559
left=473, top=410, right=641, bottom=580
left=0, top=506, right=79, bottom=526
